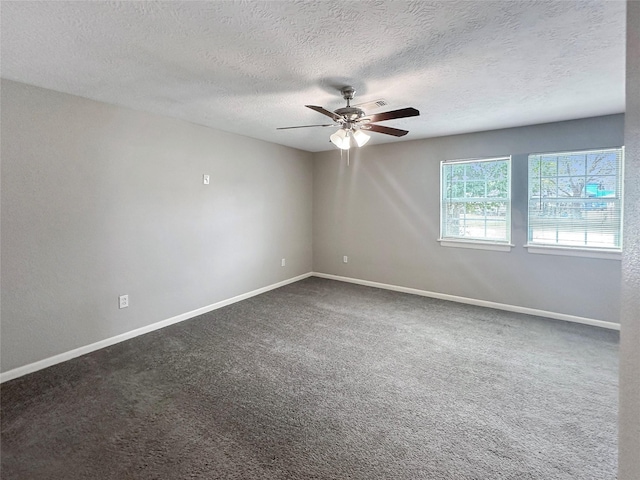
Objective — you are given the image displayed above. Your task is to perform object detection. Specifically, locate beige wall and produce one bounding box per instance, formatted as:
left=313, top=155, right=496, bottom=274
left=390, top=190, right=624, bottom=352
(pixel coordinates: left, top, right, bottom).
left=619, top=1, right=640, bottom=478
left=1, top=80, right=628, bottom=373
left=2, top=53, right=637, bottom=475
left=1, top=79, right=313, bottom=372
left=313, top=115, right=624, bottom=324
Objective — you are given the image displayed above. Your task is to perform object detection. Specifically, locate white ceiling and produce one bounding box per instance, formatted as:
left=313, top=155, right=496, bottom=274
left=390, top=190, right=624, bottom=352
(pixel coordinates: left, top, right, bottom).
left=1, top=1, right=626, bottom=152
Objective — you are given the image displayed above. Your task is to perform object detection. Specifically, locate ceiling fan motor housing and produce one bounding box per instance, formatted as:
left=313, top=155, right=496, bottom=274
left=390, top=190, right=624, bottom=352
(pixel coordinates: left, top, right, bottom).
left=335, top=106, right=365, bottom=122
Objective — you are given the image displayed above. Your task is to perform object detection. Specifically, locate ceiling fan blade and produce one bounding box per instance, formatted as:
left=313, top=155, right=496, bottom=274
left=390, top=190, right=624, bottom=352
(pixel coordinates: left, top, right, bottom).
left=277, top=124, right=336, bottom=130
left=306, top=105, right=342, bottom=122
left=365, top=124, right=409, bottom=137
left=366, top=107, right=420, bottom=123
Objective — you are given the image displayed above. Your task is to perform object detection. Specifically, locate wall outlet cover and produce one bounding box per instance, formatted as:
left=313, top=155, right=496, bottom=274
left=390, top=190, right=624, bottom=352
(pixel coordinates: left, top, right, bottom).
left=119, top=295, right=129, bottom=309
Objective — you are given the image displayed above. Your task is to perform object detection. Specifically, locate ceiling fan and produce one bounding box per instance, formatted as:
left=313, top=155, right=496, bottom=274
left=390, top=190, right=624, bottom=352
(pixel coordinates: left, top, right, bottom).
left=277, top=86, right=420, bottom=150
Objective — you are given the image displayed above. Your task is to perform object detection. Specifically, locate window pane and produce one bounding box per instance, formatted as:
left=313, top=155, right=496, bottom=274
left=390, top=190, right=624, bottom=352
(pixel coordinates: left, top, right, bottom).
left=558, top=177, right=582, bottom=198
left=558, top=155, right=586, bottom=176
left=541, top=158, right=557, bottom=176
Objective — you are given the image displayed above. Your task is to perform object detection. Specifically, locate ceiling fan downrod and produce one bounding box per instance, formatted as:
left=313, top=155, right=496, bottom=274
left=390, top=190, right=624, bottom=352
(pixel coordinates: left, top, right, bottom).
left=341, top=86, right=355, bottom=106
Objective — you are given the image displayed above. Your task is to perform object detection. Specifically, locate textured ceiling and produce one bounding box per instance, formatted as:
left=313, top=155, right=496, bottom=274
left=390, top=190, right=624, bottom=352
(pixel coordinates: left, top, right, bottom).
left=1, top=1, right=626, bottom=152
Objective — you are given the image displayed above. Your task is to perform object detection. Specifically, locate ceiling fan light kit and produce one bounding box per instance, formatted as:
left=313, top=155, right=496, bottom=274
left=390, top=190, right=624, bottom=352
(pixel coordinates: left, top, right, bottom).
left=278, top=86, right=420, bottom=150
left=352, top=129, right=371, bottom=147
left=329, top=128, right=371, bottom=150
left=330, top=129, right=350, bottom=149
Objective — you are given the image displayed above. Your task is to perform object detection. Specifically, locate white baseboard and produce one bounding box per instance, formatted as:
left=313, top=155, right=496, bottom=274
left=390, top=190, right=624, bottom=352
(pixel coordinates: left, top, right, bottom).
left=312, top=272, right=620, bottom=331
left=0, top=272, right=314, bottom=384
left=1, top=270, right=617, bottom=383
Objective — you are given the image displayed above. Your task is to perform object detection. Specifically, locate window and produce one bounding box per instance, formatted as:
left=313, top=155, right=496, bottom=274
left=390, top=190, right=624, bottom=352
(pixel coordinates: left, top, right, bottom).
left=440, top=157, right=511, bottom=248
left=527, top=148, right=624, bottom=253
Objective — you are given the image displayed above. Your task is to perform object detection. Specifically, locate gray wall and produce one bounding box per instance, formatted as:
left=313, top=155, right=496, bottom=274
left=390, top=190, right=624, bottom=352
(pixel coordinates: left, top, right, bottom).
left=1, top=79, right=313, bottom=373
left=619, top=1, right=640, bottom=477
left=313, top=115, right=624, bottom=324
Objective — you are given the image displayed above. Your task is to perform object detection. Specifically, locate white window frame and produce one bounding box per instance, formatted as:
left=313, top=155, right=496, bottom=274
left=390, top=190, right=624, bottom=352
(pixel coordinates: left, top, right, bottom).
left=525, top=147, right=624, bottom=260
left=439, top=156, right=513, bottom=252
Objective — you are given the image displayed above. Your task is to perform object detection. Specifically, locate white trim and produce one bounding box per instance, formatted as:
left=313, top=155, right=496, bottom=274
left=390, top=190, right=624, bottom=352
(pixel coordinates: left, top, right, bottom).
left=2, top=269, right=618, bottom=383
left=438, top=239, right=513, bottom=252
left=526, top=147, right=625, bottom=259
left=525, top=244, right=622, bottom=260
left=439, top=156, right=512, bottom=246
left=312, top=272, right=620, bottom=331
left=0, top=272, right=314, bottom=384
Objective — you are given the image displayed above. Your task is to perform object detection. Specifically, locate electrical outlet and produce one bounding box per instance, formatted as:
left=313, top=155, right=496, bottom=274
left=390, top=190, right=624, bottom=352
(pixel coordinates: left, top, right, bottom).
left=281, top=258, right=286, bottom=267
left=203, top=174, right=210, bottom=185
left=119, top=294, right=129, bottom=309
left=343, top=256, right=348, bottom=263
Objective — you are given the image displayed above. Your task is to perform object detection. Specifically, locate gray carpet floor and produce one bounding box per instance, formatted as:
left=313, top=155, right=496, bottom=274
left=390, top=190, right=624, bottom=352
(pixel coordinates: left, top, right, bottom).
left=1, top=277, right=618, bottom=479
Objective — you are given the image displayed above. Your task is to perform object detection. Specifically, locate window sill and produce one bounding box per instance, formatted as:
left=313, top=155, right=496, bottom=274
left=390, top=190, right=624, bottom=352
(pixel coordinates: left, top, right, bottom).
left=438, top=239, right=513, bottom=252
left=524, top=244, right=622, bottom=260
